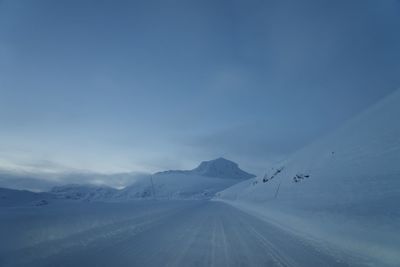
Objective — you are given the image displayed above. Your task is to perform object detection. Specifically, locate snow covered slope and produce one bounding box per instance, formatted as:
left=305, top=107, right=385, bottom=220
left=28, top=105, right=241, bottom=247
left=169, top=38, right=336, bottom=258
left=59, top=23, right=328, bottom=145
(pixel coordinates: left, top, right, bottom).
left=0, top=187, right=54, bottom=207
left=51, top=184, right=118, bottom=201
left=117, top=158, right=254, bottom=200
left=217, top=89, right=400, bottom=266
left=115, top=173, right=237, bottom=200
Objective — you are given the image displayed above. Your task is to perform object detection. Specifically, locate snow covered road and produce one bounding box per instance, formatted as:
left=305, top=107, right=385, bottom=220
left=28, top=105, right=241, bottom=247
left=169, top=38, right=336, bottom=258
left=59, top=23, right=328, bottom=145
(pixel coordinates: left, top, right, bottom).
left=1, top=201, right=366, bottom=267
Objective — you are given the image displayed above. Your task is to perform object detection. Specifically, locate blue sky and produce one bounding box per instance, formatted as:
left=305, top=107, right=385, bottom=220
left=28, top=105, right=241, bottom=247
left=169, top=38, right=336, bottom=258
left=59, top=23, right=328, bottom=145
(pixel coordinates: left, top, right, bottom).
left=1, top=0, right=400, bottom=178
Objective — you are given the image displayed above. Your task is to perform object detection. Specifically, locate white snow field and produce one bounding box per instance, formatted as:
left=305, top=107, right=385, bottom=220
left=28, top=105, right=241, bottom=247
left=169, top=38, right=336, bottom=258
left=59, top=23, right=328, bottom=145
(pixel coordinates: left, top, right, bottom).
left=1, top=92, right=399, bottom=267
left=217, top=89, right=400, bottom=266
left=0, top=200, right=367, bottom=267
left=0, top=156, right=370, bottom=267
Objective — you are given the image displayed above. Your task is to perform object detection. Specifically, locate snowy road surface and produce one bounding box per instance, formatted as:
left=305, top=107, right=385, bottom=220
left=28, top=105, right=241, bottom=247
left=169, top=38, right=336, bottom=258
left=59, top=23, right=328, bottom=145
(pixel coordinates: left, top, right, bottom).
left=1, top=201, right=366, bottom=267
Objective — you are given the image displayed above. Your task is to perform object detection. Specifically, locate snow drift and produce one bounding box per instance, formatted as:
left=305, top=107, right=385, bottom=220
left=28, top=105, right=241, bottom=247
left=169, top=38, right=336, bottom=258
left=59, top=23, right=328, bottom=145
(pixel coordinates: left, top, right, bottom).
left=217, top=89, right=400, bottom=266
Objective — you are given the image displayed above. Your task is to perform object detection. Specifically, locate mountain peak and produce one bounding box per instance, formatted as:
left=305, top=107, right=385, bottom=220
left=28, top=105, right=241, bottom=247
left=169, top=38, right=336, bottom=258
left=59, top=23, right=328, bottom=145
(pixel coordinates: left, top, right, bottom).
left=192, top=158, right=255, bottom=180
left=154, top=157, right=255, bottom=180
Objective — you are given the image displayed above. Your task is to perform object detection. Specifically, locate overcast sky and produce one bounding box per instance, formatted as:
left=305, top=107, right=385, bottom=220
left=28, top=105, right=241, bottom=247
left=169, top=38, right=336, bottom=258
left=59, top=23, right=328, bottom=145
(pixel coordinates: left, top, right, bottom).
left=1, top=0, right=400, bottom=181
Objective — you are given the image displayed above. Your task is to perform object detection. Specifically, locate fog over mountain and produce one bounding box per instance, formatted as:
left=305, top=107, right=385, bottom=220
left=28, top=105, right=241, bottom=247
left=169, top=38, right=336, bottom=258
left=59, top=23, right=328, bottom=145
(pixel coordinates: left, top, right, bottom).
left=1, top=158, right=253, bottom=202
left=0, top=170, right=147, bottom=192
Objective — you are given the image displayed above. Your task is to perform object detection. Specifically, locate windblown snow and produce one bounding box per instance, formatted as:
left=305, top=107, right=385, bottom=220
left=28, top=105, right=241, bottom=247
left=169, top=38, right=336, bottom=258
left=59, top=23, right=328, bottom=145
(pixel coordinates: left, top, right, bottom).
left=216, top=89, right=400, bottom=266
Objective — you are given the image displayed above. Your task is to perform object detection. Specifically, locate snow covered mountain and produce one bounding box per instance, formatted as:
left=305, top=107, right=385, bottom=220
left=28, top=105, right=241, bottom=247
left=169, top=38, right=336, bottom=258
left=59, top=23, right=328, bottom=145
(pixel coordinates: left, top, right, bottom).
left=0, top=184, right=118, bottom=206
left=155, top=157, right=255, bottom=180
left=191, top=157, right=256, bottom=179
left=51, top=184, right=118, bottom=201
left=116, top=158, right=254, bottom=200
left=0, top=187, right=54, bottom=207
left=115, top=174, right=235, bottom=201
left=217, top=89, right=400, bottom=266
left=25, top=158, right=254, bottom=202
left=0, top=158, right=254, bottom=205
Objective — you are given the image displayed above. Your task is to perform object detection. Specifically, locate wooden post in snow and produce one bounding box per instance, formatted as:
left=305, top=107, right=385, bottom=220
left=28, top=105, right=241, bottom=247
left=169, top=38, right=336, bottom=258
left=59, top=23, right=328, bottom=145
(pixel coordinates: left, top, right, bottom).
left=274, top=181, right=282, bottom=199
left=150, top=176, right=156, bottom=199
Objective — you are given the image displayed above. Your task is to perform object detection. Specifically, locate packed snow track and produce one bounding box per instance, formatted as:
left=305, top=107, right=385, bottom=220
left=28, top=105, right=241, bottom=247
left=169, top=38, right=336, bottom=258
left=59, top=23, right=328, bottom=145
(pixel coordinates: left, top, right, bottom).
left=1, top=201, right=366, bottom=267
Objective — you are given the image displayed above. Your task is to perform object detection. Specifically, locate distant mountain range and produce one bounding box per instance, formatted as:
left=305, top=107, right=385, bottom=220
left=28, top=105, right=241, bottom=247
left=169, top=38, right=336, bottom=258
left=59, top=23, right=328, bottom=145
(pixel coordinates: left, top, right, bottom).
left=0, top=158, right=255, bottom=205
left=0, top=187, right=54, bottom=207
